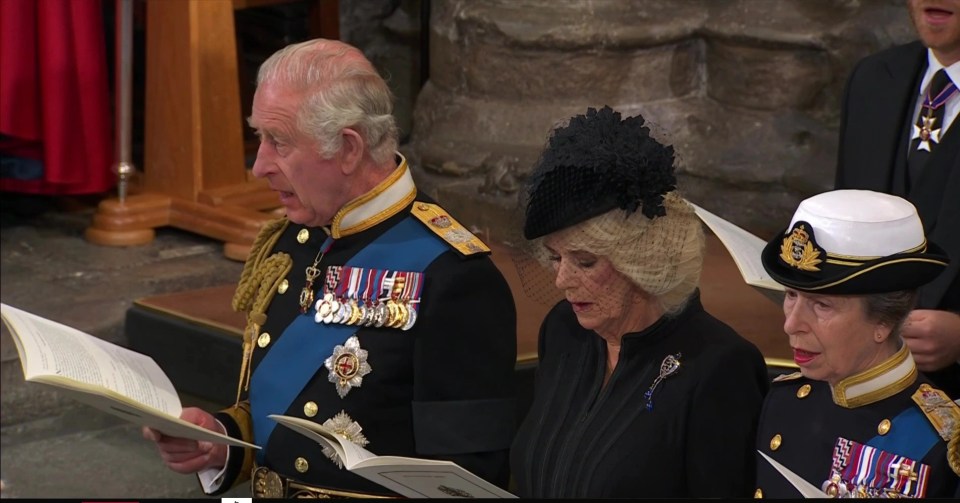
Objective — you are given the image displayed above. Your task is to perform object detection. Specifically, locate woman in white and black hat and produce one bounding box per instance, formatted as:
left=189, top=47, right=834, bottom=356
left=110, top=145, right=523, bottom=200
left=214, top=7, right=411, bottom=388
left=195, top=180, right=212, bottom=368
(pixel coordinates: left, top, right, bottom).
left=755, top=189, right=960, bottom=499
left=509, top=106, right=769, bottom=498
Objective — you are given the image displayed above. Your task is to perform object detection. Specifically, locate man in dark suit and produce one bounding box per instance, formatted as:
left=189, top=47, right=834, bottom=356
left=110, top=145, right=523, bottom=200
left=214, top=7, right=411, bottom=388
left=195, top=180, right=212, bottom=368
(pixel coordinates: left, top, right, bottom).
left=835, top=0, right=960, bottom=397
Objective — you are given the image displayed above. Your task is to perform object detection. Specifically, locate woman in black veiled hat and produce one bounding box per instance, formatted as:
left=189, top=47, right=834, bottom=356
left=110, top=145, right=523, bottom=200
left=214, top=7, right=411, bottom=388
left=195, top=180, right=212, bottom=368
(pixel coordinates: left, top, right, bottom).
left=509, top=106, right=769, bottom=498
left=754, top=189, right=959, bottom=498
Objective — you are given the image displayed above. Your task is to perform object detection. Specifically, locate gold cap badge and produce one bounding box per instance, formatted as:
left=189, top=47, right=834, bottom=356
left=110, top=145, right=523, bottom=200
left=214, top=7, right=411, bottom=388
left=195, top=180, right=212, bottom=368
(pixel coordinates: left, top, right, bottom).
left=780, top=223, right=822, bottom=271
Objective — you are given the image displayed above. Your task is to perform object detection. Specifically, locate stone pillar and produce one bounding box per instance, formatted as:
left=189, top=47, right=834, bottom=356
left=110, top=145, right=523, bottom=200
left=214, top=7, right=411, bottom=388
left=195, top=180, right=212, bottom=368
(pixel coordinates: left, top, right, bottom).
left=406, top=0, right=914, bottom=240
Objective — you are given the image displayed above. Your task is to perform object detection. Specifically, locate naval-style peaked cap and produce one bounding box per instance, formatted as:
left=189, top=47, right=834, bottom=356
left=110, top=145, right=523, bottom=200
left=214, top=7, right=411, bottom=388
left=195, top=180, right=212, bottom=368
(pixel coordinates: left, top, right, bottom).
left=761, top=189, right=948, bottom=294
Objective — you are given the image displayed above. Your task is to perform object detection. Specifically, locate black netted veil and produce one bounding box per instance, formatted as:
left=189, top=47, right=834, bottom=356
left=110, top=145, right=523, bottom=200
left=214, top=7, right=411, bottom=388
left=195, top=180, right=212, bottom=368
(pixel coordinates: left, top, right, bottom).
left=522, top=106, right=677, bottom=240
left=512, top=106, right=704, bottom=315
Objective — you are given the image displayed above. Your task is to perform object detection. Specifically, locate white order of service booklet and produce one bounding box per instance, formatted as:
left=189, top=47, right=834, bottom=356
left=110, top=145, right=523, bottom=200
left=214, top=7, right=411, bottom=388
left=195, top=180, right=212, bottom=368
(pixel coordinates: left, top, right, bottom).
left=0, top=302, right=257, bottom=449
left=269, top=413, right=517, bottom=498
left=690, top=202, right=785, bottom=303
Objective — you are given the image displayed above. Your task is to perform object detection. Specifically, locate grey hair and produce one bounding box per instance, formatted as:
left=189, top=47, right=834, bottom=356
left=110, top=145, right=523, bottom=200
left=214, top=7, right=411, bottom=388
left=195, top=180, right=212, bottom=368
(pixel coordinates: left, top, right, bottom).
left=256, top=39, right=399, bottom=164
left=862, top=290, right=918, bottom=339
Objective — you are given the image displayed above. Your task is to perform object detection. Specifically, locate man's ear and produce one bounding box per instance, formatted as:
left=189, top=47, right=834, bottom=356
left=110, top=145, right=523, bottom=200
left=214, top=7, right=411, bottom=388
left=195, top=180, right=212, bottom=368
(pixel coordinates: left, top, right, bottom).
left=339, top=128, right=365, bottom=176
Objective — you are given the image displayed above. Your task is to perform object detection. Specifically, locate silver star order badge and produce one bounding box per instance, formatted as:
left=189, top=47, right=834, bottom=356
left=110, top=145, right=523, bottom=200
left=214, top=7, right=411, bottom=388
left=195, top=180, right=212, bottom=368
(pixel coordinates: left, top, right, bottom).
left=321, top=410, right=369, bottom=468
left=324, top=335, right=372, bottom=398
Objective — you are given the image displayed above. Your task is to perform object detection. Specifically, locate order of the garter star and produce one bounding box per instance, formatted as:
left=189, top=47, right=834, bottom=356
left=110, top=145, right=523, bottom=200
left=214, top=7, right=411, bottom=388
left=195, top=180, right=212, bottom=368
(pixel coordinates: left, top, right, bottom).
left=324, top=335, right=372, bottom=398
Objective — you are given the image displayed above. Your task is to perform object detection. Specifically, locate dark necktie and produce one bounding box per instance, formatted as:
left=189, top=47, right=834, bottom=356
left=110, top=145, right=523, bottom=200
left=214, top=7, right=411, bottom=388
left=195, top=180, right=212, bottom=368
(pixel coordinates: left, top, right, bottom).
left=908, top=69, right=957, bottom=185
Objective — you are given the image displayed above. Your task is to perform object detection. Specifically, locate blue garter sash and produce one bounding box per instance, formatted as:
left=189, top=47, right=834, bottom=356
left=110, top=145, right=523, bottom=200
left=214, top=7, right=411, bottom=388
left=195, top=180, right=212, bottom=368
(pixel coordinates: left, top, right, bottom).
left=250, top=216, right=449, bottom=459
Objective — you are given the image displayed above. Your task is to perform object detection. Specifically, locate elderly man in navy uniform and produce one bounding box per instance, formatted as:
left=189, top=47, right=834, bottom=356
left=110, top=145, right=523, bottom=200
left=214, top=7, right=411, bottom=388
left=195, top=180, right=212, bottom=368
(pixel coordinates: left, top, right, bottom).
left=755, top=189, right=959, bottom=498
left=143, top=38, right=518, bottom=498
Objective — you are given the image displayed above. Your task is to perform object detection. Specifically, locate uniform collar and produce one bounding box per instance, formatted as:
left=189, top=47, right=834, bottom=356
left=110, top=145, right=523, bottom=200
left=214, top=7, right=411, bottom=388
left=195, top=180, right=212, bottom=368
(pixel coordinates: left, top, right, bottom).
left=830, top=343, right=917, bottom=408
left=330, top=154, right=416, bottom=238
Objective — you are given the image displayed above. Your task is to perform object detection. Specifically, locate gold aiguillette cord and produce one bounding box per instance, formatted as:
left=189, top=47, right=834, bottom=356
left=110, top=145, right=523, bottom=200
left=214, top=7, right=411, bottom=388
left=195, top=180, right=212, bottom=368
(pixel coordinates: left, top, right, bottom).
left=235, top=312, right=267, bottom=408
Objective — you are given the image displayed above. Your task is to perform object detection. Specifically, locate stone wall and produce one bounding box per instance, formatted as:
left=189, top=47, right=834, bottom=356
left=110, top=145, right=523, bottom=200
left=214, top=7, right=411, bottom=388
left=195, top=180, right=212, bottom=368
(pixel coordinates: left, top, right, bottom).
left=391, top=0, right=916, bottom=241
left=340, top=0, right=424, bottom=142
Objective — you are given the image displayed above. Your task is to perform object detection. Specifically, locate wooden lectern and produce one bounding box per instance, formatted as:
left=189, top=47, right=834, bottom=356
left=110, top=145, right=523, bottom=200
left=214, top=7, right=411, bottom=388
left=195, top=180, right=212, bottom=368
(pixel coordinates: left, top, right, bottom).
left=85, top=0, right=338, bottom=261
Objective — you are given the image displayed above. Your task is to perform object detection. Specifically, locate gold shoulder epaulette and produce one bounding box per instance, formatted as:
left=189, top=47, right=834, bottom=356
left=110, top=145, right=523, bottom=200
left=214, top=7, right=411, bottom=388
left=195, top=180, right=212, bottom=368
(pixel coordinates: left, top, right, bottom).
left=912, top=384, right=960, bottom=475
left=411, top=201, right=490, bottom=256
left=772, top=371, right=803, bottom=383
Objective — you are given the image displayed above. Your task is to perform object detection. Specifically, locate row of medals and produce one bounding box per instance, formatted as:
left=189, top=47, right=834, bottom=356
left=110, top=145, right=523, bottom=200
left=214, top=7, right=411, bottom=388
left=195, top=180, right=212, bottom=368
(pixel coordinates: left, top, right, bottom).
left=314, top=292, right=417, bottom=331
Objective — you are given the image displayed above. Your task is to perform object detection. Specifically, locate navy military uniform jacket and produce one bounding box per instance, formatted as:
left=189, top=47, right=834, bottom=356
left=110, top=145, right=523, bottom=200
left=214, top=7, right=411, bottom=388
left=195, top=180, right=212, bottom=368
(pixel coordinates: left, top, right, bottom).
left=210, top=159, right=518, bottom=495
left=510, top=292, right=769, bottom=498
left=755, top=346, right=960, bottom=498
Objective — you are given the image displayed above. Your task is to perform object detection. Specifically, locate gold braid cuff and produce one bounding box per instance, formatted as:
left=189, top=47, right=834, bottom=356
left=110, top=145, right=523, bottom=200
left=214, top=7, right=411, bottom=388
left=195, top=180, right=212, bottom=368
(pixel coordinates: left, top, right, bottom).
left=219, top=401, right=255, bottom=487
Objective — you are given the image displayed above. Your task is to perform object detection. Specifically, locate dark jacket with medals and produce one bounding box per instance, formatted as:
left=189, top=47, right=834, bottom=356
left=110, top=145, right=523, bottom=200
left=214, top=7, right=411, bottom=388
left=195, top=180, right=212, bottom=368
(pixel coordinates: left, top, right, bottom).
left=510, top=292, right=769, bottom=498
left=836, top=40, right=960, bottom=395
left=755, top=346, right=960, bottom=498
left=211, top=160, right=518, bottom=495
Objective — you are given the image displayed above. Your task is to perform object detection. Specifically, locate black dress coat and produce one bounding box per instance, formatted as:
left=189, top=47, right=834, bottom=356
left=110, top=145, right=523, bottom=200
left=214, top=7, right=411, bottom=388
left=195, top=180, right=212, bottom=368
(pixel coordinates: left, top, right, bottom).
left=210, top=164, right=518, bottom=496
left=836, top=40, right=960, bottom=396
left=510, top=292, right=769, bottom=498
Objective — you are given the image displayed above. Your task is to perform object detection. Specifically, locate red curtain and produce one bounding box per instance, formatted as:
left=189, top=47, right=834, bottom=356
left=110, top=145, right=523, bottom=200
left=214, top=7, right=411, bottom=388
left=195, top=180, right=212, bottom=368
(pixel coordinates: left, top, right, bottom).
left=0, top=0, right=114, bottom=195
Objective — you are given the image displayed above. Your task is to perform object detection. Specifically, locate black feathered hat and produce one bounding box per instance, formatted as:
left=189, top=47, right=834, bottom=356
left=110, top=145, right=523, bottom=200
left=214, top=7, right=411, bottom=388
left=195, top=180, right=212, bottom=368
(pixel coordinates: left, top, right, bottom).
left=522, top=106, right=677, bottom=240
left=760, top=190, right=949, bottom=294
